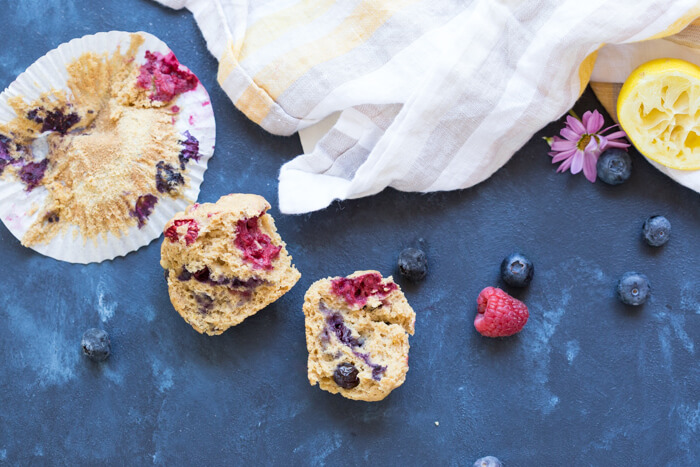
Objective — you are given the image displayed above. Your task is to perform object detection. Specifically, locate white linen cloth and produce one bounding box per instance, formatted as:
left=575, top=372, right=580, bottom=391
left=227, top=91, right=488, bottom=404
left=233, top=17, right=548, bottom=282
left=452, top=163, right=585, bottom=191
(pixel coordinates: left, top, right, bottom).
left=154, top=0, right=700, bottom=213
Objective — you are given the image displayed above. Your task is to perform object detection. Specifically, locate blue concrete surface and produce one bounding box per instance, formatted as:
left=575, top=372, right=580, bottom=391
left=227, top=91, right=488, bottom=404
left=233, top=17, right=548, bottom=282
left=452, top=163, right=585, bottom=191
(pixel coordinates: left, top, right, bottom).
left=0, top=1, right=698, bottom=465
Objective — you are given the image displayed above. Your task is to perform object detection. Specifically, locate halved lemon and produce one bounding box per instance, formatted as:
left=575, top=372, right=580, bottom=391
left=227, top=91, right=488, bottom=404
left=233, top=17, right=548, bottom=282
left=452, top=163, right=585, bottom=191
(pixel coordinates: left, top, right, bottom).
left=618, top=58, right=700, bottom=170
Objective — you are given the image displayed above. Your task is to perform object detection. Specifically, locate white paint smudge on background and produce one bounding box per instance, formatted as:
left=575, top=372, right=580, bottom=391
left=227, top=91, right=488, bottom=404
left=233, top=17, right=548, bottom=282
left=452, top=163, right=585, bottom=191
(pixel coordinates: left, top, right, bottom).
left=524, top=286, right=569, bottom=415
left=566, top=340, right=580, bottom=365
left=150, top=399, right=170, bottom=466
left=585, top=426, right=626, bottom=452
left=97, top=282, right=116, bottom=323
left=673, top=402, right=700, bottom=452
left=548, top=395, right=560, bottom=411
left=668, top=313, right=695, bottom=354
left=4, top=300, right=78, bottom=387
left=102, top=362, right=124, bottom=386
left=654, top=310, right=695, bottom=363
left=521, top=258, right=611, bottom=415
left=143, top=306, right=156, bottom=323
left=680, top=282, right=700, bottom=315
left=657, top=325, right=673, bottom=369
left=293, top=433, right=342, bottom=466
left=151, top=360, right=174, bottom=393
left=0, top=449, right=6, bottom=460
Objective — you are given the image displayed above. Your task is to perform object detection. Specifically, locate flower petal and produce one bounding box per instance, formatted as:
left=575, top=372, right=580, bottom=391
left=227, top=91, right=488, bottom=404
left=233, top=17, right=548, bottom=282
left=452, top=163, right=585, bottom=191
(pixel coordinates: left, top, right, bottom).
left=570, top=151, right=584, bottom=174
left=605, top=140, right=631, bottom=149
left=597, top=135, right=609, bottom=150
left=557, top=157, right=574, bottom=173
left=583, top=152, right=598, bottom=182
left=551, top=139, right=576, bottom=151
left=560, top=128, right=582, bottom=141
left=584, top=110, right=604, bottom=133
left=604, top=130, right=628, bottom=140
left=581, top=111, right=592, bottom=130
left=551, top=148, right=577, bottom=163
left=583, top=136, right=603, bottom=160
left=566, top=115, right=586, bottom=134
left=601, top=124, right=621, bottom=133
left=585, top=136, right=601, bottom=154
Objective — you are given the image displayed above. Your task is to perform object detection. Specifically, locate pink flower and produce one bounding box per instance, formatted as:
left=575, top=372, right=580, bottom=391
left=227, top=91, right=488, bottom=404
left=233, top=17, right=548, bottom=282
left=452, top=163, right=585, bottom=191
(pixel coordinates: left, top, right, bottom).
left=548, top=110, right=630, bottom=182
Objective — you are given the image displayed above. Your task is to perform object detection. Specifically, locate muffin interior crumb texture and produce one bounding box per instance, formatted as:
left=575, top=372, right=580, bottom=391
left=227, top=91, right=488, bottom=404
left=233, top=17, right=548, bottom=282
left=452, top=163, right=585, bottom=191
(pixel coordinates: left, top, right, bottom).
left=304, top=271, right=416, bottom=401
left=0, top=33, right=202, bottom=247
left=160, top=194, right=301, bottom=335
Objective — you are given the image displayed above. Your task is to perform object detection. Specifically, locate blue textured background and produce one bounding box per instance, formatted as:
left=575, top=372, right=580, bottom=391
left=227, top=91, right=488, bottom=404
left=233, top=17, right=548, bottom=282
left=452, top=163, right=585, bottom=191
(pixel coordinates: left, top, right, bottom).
left=0, top=1, right=699, bottom=465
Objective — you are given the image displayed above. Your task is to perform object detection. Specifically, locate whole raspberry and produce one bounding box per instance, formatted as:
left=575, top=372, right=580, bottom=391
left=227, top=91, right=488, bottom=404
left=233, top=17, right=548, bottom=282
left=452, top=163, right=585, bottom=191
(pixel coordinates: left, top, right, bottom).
left=474, top=287, right=529, bottom=337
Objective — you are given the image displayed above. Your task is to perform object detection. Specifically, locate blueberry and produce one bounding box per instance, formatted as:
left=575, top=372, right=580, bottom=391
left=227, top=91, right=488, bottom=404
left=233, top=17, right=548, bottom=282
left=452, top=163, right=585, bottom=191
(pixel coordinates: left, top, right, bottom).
left=155, top=161, right=185, bottom=194
left=40, top=109, right=80, bottom=134
left=0, top=135, right=11, bottom=176
left=27, top=106, right=80, bottom=134
left=193, top=266, right=210, bottom=282
left=642, top=215, right=671, bottom=247
left=178, top=131, right=200, bottom=169
left=333, top=362, right=360, bottom=389
left=617, top=272, right=651, bottom=306
left=473, top=456, right=503, bottom=467
left=500, top=253, right=534, bottom=287
left=194, top=293, right=214, bottom=314
left=596, top=148, right=632, bottom=185
left=130, top=194, right=158, bottom=228
left=81, top=328, right=111, bottom=362
left=326, top=312, right=363, bottom=348
left=398, top=247, right=427, bottom=281
left=178, top=268, right=192, bottom=281
left=18, top=159, right=49, bottom=191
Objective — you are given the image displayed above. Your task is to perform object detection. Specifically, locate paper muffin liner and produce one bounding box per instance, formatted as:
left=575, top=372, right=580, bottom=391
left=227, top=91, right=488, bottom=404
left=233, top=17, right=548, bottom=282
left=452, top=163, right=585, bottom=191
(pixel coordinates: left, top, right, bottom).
left=0, top=31, right=215, bottom=263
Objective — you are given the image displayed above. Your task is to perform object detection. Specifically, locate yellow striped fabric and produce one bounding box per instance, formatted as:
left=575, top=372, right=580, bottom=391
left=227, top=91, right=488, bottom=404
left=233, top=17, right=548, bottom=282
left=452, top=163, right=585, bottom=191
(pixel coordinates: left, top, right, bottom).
left=156, top=0, right=700, bottom=213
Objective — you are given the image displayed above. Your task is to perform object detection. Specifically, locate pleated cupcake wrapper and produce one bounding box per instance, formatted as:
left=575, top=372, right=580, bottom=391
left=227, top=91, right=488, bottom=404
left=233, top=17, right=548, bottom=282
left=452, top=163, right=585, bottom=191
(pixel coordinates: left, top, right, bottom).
left=0, top=31, right=215, bottom=264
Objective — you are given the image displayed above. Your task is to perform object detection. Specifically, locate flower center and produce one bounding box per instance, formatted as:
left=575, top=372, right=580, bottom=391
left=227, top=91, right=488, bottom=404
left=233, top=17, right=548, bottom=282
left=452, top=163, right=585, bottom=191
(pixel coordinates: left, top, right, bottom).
left=577, top=134, right=602, bottom=152
left=578, top=134, right=592, bottom=150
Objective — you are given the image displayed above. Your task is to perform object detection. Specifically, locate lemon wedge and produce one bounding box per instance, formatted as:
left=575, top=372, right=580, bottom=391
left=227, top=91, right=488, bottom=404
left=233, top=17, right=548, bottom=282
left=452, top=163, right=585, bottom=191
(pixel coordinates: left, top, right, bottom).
left=617, top=58, right=700, bottom=170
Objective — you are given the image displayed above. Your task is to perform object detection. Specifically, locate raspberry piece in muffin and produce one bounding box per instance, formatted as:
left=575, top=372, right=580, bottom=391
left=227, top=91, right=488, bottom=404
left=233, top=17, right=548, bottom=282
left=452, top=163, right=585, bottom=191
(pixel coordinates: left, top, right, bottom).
left=303, top=271, right=415, bottom=401
left=161, top=194, right=300, bottom=335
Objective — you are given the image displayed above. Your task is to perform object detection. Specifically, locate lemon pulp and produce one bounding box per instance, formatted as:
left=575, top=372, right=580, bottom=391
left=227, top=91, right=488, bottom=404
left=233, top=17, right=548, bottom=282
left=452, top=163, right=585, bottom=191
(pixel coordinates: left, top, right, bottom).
left=617, top=58, right=700, bottom=170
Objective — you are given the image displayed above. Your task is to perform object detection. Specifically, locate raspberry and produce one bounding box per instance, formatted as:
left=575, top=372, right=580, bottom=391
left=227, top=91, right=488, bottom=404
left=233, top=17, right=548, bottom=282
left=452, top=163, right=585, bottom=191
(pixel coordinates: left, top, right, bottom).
left=234, top=216, right=281, bottom=270
left=331, top=273, right=397, bottom=307
left=164, top=218, right=199, bottom=245
left=474, top=286, right=529, bottom=337
left=137, top=51, right=199, bottom=102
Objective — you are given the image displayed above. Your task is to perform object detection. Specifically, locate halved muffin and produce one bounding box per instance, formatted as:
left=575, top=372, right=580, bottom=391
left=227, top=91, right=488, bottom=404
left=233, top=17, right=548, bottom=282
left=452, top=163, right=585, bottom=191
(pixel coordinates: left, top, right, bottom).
left=161, top=193, right=300, bottom=335
left=304, top=271, right=415, bottom=401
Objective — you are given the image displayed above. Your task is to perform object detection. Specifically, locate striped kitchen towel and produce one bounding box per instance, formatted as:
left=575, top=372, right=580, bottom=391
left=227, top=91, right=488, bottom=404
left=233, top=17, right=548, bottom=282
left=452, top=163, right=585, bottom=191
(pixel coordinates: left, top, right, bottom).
left=155, top=0, right=700, bottom=213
